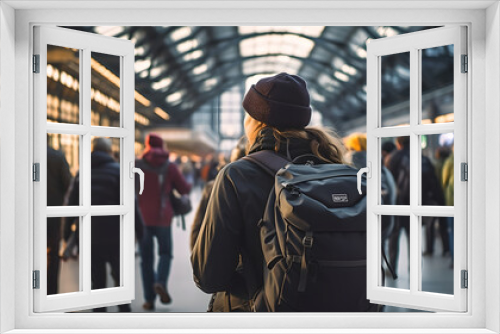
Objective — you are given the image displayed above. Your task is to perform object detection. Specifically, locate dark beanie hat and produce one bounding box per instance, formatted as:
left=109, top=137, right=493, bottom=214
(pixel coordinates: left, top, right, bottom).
left=242, top=72, right=312, bottom=130
left=146, top=133, right=163, bottom=148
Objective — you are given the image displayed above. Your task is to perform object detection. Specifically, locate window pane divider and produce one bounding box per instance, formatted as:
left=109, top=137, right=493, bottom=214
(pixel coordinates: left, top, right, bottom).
left=82, top=48, right=92, bottom=296
left=409, top=47, right=419, bottom=295
left=90, top=205, right=130, bottom=216
left=372, top=205, right=454, bottom=217
left=46, top=206, right=89, bottom=217
left=89, top=126, right=129, bottom=138
left=413, top=123, right=455, bottom=135
left=46, top=205, right=130, bottom=217
left=373, top=123, right=455, bottom=138
left=372, top=126, right=411, bottom=138
left=46, top=123, right=89, bottom=135
left=46, top=123, right=130, bottom=138
left=372, top=205, right=411, bottom=215
left=412, top=206, right=455, bottom=217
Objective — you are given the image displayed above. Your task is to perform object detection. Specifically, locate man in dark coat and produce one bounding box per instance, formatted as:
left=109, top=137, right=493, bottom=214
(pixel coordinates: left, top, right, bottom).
left=47, top=146, right=72, bottom=295
left=67, top=137, right=144, bottom=312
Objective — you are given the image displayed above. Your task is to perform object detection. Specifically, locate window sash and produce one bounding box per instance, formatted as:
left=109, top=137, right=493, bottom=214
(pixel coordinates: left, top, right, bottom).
left=366, top=26, right=467, bottom=312
left=33, top=25, right=136, bottom=313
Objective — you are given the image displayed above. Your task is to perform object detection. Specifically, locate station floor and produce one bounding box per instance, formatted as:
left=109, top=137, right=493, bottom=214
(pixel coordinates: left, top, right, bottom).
left=59, top=185, right=454, bottom=313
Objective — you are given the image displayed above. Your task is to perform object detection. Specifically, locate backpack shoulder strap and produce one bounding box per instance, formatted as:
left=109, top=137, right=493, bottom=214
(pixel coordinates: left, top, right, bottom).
left=243, top=150, right=290, bottom=177
left=137, top=159, right=169, bottom=175
left=138, top=158, right=170, bottom=195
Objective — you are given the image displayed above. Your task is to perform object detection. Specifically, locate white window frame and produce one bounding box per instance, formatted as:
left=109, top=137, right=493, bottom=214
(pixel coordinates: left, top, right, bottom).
left=33, top=25, right=136, bottom=312
left=366, top=26, right=468, bottom=312
left=1, top=1, right=499, bottom=333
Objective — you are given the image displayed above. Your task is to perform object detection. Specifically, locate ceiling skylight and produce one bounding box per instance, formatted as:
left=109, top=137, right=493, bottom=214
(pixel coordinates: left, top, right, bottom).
left=238, top=26, right=324, bottom=38
left=240, top=34, right=315, bottom=58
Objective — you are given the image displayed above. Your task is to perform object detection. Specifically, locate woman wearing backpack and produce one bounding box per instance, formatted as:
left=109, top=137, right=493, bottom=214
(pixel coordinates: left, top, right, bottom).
left=191, top=73, right=367, bottom=312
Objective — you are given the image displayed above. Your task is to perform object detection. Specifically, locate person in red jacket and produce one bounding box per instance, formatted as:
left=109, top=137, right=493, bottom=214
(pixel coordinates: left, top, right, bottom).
left=136, top=133, right=191, bottom=310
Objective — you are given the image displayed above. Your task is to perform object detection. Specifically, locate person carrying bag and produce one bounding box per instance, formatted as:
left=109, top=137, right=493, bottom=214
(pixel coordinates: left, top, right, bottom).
left=136, top=134, right=191, bottom=310
left=191, top=73, right=383, bottom=312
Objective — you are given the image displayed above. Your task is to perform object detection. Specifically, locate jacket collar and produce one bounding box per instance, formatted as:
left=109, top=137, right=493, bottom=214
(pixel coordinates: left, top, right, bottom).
left=248, top=127, right=312, bottom=160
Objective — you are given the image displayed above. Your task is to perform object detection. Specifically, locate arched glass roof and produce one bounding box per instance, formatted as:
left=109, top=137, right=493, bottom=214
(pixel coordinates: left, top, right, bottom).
left=70, top=26, right=440, bottom=132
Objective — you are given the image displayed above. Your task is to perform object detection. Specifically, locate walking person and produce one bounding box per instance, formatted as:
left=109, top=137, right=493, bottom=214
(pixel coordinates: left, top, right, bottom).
left=47, top=145, right=72, bottom=295
left=67, top=137, right=144, bottom=312
left=386, top=136, right=446, bottom=274
left=430, top=147, right=452, bottom=257
left=190, top=136, right=247, bottom=312
left=344, top=133, right=396, bottom=274
left=136, top=133, right=191, bottom=310
left=385, top=137, right=411, bottom=275
left=192, top=73, right=372, bottom=312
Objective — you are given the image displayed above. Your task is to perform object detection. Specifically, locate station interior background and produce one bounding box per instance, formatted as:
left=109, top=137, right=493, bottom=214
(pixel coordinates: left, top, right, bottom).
left=45, top=26, right=456, bottom=313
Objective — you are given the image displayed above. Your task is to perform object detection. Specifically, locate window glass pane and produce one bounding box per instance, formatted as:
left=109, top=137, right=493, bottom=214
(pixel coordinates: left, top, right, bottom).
left=421, top=45, right=454, bottom=124
left=381, top=215, right=410, bottom=290
left=47, top=133, right=80, bottom=206
left=91, top=137, right=121, bottom=206
left=382, top=136, right=410, bottom=205
left=421, top=216, right=453, bottom=294
left=47, top=45, right=80, bottom=124
left=381, top=52, right=410, bottom=127
left=420, top=133, right=454, bottom=206
left=50, top=216, right=80, bottom=294
left=91, top=216, right=121, bottom=291
left=91, top=52, right=121, bottom=127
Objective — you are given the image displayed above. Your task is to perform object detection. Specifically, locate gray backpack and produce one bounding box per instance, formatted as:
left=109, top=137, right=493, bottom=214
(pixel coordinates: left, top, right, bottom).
left=244, top=150, right=380, bottom=312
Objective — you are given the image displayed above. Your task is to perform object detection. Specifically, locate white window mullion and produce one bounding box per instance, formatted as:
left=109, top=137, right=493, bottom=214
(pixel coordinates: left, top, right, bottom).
left=46, top=206, right=90, bottom=217
left=81, top=47, right=92, bottom=296
left=372, top=126, right=411, bottom=138
left=366, top=49, right=379, bottom=294
left=45, top=124, right=130, bottom=138
left=46, top=123, right=89, bottom=135
left=411, top=206, right=455, bottom=217
left=89, top=126, right=129, bottom=138
left=90, top=205, right=130, bottom=216
left=46, top=205, right=131, bottom=217
left=121, top=48, right=135, bottom=296
left=373, top=205, right=455, bottom=217
left=409, top=47, right=420, bottom=296
left=413, top=123, right=455, bottom=135
left=372, top=205, right=411, bottom=215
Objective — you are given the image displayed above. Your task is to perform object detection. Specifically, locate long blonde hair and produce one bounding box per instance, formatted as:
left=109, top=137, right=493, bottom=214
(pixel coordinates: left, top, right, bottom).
left=271, top=126, right=346, bottom=164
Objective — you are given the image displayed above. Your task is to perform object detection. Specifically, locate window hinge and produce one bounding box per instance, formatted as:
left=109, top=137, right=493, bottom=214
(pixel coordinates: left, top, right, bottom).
left=33, top=54, right=40, bottom=73
left=33, top=270, right=40, bottom=289
left=461, top=54, right=468, bottom=73
left=461, top=270, right=468, bottom=289
left=33, top=163, right=40, bottom=182
left=461, top=162, right=468, bottom=181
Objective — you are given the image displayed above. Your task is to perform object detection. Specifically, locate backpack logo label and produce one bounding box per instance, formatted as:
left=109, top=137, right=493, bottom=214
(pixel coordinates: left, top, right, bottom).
left=332, top=194, right=349, bottom=203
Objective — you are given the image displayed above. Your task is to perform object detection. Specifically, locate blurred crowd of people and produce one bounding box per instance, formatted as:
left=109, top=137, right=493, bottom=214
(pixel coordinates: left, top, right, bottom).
left=46, top=132, right=236, bottom=311
left=47, top=129, right=455, bottom=311
left=343, top=132, right=455, bottom=274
